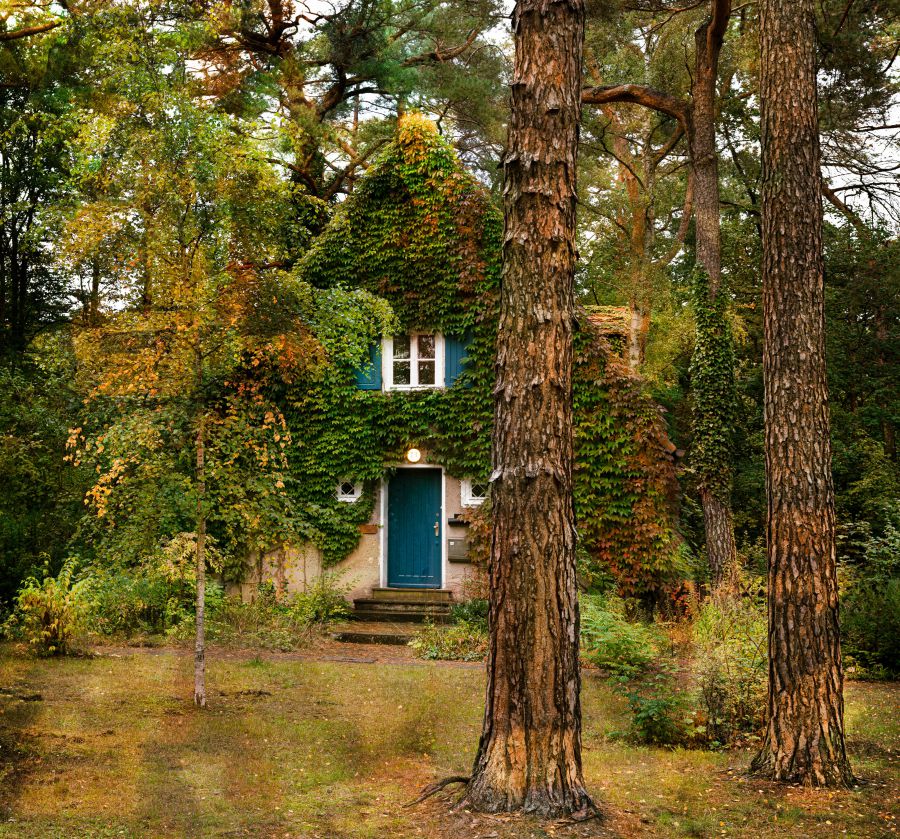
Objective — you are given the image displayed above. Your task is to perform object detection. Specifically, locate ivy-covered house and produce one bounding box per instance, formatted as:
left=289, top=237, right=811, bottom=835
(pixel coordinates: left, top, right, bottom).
left=237, top=115, right=681, bottom=606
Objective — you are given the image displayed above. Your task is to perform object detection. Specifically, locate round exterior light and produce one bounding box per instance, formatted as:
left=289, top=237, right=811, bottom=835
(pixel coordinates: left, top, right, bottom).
left=406, top=448, right=422, bottom=463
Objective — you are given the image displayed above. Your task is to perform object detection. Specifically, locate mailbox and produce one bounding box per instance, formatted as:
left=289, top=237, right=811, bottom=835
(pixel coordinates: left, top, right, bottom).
left=447, top=537, right=469, bottom=562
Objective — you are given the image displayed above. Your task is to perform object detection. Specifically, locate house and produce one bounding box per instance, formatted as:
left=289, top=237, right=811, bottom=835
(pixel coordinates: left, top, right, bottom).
left=235, top=115, right=681, bottom=608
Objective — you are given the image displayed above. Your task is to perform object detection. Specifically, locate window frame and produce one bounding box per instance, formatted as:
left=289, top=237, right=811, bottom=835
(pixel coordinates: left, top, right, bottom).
left=336, top=480, right=363, bottom=503
left=382, top=332, right=445, bottom=390
left=460, top=478, right=488, bottom=507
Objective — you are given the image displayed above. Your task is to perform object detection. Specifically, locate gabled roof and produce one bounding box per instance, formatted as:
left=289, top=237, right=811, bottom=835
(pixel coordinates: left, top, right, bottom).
left=297, top=115, right=501, bottom=334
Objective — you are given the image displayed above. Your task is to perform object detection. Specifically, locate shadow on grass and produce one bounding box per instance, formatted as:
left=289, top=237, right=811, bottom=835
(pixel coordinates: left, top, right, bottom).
left=0, top=688, right=42, bottom=819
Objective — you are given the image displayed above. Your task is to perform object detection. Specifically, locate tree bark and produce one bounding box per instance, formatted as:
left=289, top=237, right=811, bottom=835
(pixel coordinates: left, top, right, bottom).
left=700, top=490, right=738, bottom=590
left=750, top=0, right=853, bottom=787
left=627, top=302, right=650, bottom=372
left=194, top=413, right=207, bottom=709
left=0, top=21, right=62, bottom=42
left=89, top=256, right=101, bottom=327
left=461, top=0, right=594, bottom=818
left=689, top=3, right=739, bottom=595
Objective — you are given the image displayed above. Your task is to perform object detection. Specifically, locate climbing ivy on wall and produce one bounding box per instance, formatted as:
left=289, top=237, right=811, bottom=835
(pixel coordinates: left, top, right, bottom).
left=574, top=326, right=683, bottom=597
left=300, top=113, right=499, bottom=335
left=279, top=115, right=682, bottom=591
left=284, top=115, right=500, bottom=563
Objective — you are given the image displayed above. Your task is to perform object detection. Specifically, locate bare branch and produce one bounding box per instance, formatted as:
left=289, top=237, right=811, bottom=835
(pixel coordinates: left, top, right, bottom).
left=832, top=0, right=856, bottom=37
left=655, top=169, right=694, bottom=268
left=708, top=0, right=732, bottom=54
left=854, top=122, right=900, bottom=132
left=821, top=178, right=871, bottom=238
left=652, top=125, right=686, bottom=165
left=402, top=29, right=479, bottom=67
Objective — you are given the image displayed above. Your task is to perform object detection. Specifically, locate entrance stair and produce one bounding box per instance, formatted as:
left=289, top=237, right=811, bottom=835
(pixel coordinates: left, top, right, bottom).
left=330, top=588, right=454, bottom=645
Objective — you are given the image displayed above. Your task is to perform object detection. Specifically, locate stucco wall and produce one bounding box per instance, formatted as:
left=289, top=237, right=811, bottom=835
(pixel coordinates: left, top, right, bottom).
left=444, top=473, right=479, bottom=596
left=233, top=472, right=483, bottom=603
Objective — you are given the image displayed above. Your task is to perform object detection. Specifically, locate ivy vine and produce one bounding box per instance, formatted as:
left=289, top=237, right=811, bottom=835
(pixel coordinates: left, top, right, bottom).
left=689, top=267, right=736, bottom=501
left=280, top=115, right=682, bottom=592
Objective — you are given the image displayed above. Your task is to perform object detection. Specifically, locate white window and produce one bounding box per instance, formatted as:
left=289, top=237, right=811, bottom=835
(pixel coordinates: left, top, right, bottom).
left=336, top=480, right=363, bottom=503
left=461, top=478, right=488, bottom=507
left=383, top=332, right=444, bottom=390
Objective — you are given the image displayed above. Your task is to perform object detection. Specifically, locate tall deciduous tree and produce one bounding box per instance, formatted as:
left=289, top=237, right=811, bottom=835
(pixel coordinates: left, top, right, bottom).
left=461, top=0, right=594, bottom=818
left=68, top=93, right=320, bottom=707
left=749, top=0, right=854, bottom=786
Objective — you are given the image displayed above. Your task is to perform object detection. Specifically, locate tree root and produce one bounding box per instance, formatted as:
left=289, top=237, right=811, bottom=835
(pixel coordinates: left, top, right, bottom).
left=558, top=801, right=603, bottom=824
left=404, top=775, right=471, bottom=807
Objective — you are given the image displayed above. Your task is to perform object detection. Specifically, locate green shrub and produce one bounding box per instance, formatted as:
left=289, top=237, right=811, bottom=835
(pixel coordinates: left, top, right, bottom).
left=623, top=670, right=697, bottom=746
left=86, top=568, right=183, bottom=636
left=691, top=592, right=768, bottom=745
left=842, top=577, right=900, bottom=678
left=290, top=573, right=351, bottom=625
left=8, top=558, right=89, bottom=656
left=85, top=533, right=224, bottom=638
left=449, top=598, right=488, bottom=632
left=206, top=591, right=299, bottom=650
left=409, top=620, right=488, bottom=661
left=207, top=575, right=350, bottom=651
left=580, top=594, right=660, bottom=678
left=591, top=587, right=767, bottom=749
left=841, top=523, right=900, bottom=678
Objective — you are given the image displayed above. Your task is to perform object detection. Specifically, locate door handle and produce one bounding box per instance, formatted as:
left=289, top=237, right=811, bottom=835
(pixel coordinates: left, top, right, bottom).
left=434, top=521, right=439, bottom=537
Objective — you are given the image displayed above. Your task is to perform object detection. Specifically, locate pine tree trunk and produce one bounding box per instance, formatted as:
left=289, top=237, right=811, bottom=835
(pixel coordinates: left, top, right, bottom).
left=700, top=489, right=738, bottom=590
left=688, top=5, right=740, bottom=595
left=750, top=0, right=853, bottom=786
left=462, top=0, right=593, bottom=818
left=194, top=414, right=207, bottom=709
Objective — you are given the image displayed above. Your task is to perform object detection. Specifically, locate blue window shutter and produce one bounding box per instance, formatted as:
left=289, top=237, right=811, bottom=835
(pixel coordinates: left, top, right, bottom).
left=445, top=333, right=471, bottom=387
left=355, top=343, right=382, bottom=390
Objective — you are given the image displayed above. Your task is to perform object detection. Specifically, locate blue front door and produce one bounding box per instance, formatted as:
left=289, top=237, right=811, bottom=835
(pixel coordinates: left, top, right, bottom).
left=387, top=468, right=442, bottom=588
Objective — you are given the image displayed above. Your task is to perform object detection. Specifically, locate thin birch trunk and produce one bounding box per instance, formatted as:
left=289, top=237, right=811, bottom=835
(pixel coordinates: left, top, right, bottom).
left=194, top=412, right=207, bottom=709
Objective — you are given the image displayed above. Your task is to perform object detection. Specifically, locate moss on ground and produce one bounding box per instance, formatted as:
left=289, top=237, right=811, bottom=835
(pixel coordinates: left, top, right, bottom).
left=0, top=647, right=895, bottom=838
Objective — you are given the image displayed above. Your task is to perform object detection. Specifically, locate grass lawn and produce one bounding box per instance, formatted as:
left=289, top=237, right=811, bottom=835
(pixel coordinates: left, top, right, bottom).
left=0, top=645, right=896, bottom=838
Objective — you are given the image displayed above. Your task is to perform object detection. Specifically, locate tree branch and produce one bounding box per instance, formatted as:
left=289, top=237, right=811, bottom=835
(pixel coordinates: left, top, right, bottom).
left=402, top=30, right=479, bottom=67
left=0, top=20, right=62, bottom=41
left=582, top=84, right=688, bottom=131
left=821, top=178, right=871, bottom=238
left=655, top=169, right=694, bottom=268
left=832, top=0, right=856, bottom=37
left=707, top=0, right=732, bottom=58
left=652, top=125, right=686, bottom=166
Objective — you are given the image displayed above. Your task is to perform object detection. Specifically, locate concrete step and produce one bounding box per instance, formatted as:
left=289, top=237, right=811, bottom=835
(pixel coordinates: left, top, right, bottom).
left=353, top=598, right=452, bottom=613
left=330, top=621, right=415, bottom=645
left=331, top=629, right=413, bottom=645
left=369, top=588, right=454, bottom=603
left=351, top=608, right=451, bottom=623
